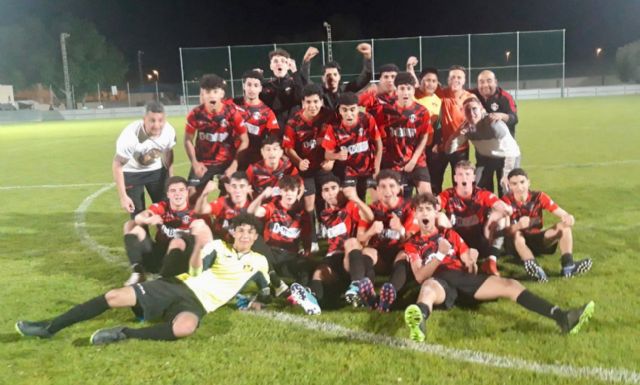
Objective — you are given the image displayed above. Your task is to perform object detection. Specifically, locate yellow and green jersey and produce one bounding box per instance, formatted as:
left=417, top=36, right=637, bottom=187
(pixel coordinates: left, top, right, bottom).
left=177, top=240, right=270, bottom=313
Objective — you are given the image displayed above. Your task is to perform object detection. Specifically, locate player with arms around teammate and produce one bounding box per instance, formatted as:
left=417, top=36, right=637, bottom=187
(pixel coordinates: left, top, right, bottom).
left=122, top=176, right=210, bottom=286
left=246, top=135, right=299, bottom=199
left=502, top=168, right=592, bottom=282
left=112, top=101, right=176, bottom=216
left=403, top=193, right=594, bottom=342
left=16, top=214, right=271, bottom=345
left=184, top=74, right=249, bottom=198
left=322, top=92, right=382, bottom=200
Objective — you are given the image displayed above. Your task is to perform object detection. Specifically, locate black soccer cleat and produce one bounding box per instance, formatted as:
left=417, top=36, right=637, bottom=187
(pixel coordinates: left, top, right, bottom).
left=90, top=326, right=128, bottom=345
left=15, top=320, right=53, bottom=338
left=561, top=258, right=593, bottom=278
left=557, top=301, right=595, bottom=334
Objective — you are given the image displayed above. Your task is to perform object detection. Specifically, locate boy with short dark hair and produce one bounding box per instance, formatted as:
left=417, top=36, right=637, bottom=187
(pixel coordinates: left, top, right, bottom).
left=184, top=74, right=248, bottom=198
left=502, top=168, right=592, bottom=282
left=246, top=135, right=299, bottom=198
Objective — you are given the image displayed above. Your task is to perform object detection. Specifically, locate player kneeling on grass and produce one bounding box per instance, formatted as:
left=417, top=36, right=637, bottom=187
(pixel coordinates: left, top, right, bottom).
left=122, top=176, right=210, bottom=286
left=403, top=193, right=594, bottom=342
left=306, top=175, right=376, bottom=309
left=502, top=168, right=592, bottom=282
left=16, top=214, right=271, bottom=345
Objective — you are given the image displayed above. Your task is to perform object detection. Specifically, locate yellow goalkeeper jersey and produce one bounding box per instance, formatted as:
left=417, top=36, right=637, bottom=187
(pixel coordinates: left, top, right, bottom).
left=177, top=240, right=270, bottom=313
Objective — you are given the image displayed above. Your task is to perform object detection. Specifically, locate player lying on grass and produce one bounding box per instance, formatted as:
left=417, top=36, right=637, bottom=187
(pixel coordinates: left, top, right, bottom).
left=502, top=168, right=593, bottom=282
left=122, top=176, right=210, bottom=286
left=305, top=176, right=375, bottom=309
left=16, top=214, right=271, bottom=345
left=403, top=193, right=595, bottom=342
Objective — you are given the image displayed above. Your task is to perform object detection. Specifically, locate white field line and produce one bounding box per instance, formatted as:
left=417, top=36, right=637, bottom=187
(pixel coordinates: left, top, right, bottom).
left=73, top=183, right=127, bottom=267
left=73, top=184, right=640, bottom=384
left=0, top=182, right=109, bottom=190
left=253, top=311, right=640, bottom=384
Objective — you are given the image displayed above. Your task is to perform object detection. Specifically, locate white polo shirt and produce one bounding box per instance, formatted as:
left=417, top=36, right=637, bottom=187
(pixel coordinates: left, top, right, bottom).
left=116, top=120, right=176, bottom=173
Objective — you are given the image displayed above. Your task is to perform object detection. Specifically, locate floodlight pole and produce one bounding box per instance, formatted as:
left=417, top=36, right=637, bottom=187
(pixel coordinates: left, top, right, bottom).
left=60, top=33, right=72, bottom=109
left=138, top=50, right=145, bottom=87
left=323, top=22, right=333, bottom=62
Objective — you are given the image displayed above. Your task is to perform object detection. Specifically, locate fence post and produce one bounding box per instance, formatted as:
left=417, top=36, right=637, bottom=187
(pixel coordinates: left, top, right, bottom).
left=227, top=45, right=235, bottom=98
left=516, top=31, right=520, bottom=101
left=127, top=82, right=131, bottom=107
left=418, top=36, right=423, bottom=72
left=371, top=38, right=376, bottom=82
left=467, top=34, right=472, bottom=87
left=179, top=47, right=189, bottom=109
left=561, top=29, right=566, bottom=98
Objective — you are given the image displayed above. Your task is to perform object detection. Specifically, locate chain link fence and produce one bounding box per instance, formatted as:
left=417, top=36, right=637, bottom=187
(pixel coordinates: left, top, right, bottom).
left=180, top=29, right=565, bottom=108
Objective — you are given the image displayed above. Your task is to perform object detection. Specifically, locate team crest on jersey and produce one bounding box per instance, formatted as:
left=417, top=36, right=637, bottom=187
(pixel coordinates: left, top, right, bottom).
left=220, top=118, right=229, bottom=128
left=491, top=102, right=499, bottom=111
left=252, top=111, right=261, bottom=120
left=181, top=215, right=192, bottom=224
left=409, top=114, right=417, bottom=123
left=243, top=264, right=254, bottom=272
left=358, top=127, right=364, bottom=136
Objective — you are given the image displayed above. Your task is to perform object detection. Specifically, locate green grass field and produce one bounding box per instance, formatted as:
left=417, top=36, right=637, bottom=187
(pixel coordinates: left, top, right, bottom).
left=1, top=96, right=639, bottom=385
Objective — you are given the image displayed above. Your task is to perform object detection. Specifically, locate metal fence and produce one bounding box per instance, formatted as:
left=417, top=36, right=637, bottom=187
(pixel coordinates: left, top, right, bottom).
left=179, top=29, right=565, bottom=108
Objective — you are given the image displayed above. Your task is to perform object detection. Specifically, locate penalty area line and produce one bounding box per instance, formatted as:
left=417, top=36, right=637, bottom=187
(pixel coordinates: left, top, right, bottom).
left=252, top=311, right=640, bottom=384
left=0, top=182, right=110, bottom=190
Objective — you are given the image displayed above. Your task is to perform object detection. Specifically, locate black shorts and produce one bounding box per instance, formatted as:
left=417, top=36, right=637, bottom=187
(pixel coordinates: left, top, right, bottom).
left=432, top=269, right=491, bottom=309
left=302, top=170, right=332, bottom=197
left=133, top=277, right=206, bottom=322
left=319, top=252, right=349, bottom=279
left=374, top=246, right=402, bottom=275
left=187, top=163, right=228, bottom=189
left=270, top=247, right=316, bottom=285
left=506, top=231, right=558, bottom=257
left=124, top=168, right=168, bottom=218
left=458, top=231, right=493, bottom=259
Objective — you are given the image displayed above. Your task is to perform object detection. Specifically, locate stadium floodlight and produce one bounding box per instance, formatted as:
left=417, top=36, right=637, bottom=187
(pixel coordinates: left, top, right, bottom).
left=595, top=47, right=603, bottom=57
left=505, top=50, right=511, bottom=63
left=147, top=72, right=159, bottom=102
left=60, top=33, right=72, bottom=109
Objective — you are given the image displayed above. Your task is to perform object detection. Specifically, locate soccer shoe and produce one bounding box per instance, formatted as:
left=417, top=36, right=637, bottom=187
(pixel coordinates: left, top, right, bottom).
left=123, top=272, right=145, bottom=286
left=287, top=283, right=321, bottom=315
left=274, top=281, right=289, bottom=297
left=558, top=301, right=595, bottom=335
left=90, top=326, right=128, bottom=345
left=15, top=320, right=53, bottom=338
left=344, top=281, right=361, bottom=307
left=481, top=258, right=501, bottom=276
left=561, top=258, right=593, bottom=278
left=378, top=283, right=397, bottom=313
left=310, top=242, right=320, bottom=254
left=404, top=305, right=426, bottom=342
left=358, top=277, right=377, bottom=309
left=524, top=259, right=548, bottom=283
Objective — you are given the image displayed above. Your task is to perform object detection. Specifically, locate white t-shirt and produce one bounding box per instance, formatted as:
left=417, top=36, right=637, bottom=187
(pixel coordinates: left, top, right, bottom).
left=116, top=120, right=176, bottom=173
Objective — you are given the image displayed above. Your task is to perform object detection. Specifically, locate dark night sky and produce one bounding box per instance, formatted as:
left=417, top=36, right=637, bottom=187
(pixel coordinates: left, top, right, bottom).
left=2, top=0, right=639, bottom=82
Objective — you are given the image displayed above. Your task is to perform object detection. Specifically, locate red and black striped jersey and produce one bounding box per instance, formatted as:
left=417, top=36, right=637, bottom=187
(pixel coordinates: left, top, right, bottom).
left=358, top=91, right=397, bottom=123
left=246, top=157, right=299, bottom=197
left=282, top=110, right=333, bottom=174
left=261, top=199, right=309, bottom=253
left=148, top=201, right=199, bottom=240
left=320, top=200, right=361, bottom=256
left=377, top=102, right=432, bottom=171
left=502, top=191, right=559, bottom=234
left=322, top=111, right=381, bottom=177
left=404, top=228, right=469, bottom=273
left=439, top=187, right=499, bottom=239
left=357, top=197, right=417, bottom=249
left=208, top=196, right=249, bottom=243
left=185, top=103, right=247, bottom=166
left=233, top=99, right=280, bottom=165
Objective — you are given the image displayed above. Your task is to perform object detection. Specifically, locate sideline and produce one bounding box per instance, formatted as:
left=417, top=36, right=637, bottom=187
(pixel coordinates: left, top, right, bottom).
left=73, top=184, right=640, bottom=384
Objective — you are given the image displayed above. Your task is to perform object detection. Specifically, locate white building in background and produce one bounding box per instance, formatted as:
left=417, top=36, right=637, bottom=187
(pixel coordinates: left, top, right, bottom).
left=0, top=85, right=15, bottom=105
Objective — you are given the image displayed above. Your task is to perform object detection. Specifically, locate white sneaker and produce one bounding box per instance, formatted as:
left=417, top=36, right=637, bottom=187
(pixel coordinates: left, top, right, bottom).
left=124, top=272, right=145, bottom=286
left=310, top=242, right=320, bottom=254
left=274, top=281, right=289, bottom=297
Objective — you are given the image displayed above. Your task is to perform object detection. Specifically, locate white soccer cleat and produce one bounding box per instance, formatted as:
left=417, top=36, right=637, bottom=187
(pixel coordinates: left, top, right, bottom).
left=287, top=283, right=321, bottom=315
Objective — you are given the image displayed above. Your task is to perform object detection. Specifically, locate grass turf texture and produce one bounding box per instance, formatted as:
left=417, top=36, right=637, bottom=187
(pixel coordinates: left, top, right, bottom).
left=1, top=96, right=639, bottom=385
